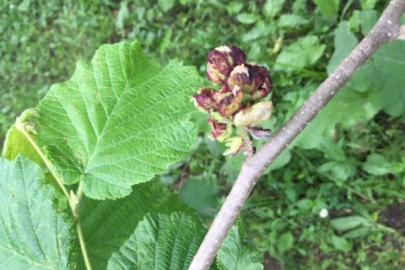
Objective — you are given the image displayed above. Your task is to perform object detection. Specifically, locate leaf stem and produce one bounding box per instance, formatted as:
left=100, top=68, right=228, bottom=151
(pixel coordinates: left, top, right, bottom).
left=77, top=221, right=93, bottom=270
left=18, top=119, right=94, bottom=270
left=17, top=121, right=71, bottom=202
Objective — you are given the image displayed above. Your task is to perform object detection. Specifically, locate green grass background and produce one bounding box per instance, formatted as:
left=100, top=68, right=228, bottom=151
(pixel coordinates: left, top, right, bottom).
left=1, top=0, right=404, bottom=269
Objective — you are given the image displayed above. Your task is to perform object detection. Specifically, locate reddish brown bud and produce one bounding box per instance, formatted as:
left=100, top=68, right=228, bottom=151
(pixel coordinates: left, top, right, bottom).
left=227, top=63, right=273, bottom=102
left=207, top=45, right=246, bottom=84
left=192, top=87, right=218, bottom=113
left=249, top=64, right=273, bottom=99
left=207, top=118, right=231, bottom=141
left=217, top=88, right=244, bottom=117
left=251, top=88, right=271, bottom=100
left=227, top=64, right=254, bottom=93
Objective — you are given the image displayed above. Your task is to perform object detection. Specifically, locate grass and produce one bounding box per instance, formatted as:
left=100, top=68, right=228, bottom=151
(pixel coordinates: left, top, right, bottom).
left=1, top=0, right=404, bottom=269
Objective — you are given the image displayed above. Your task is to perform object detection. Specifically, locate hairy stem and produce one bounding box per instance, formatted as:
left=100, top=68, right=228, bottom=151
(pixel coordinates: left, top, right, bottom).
left=189, top=1, right=405, bottom=269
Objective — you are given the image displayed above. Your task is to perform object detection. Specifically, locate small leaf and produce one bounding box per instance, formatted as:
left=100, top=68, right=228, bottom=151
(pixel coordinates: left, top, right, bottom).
left=331, top=235, right=352, bottom=252
left=360, top=0, right=379, bottom=10
left=38, top=41, right=199, bottom=199
left=342, top=227, right=373, bottom=238
left=107, top=212, right=206, bottom=270
left=274, top=36, right=326, bottom=71
left=264, top=0, right=286, bottom=18
left=236, top=13, right=259, bottom=24
left=2, top=125, right=43, bottom=165
left=0, top=156, right=77, bottom=269
left=296, top=198, right=314, bottom=211
left=359, top=10, right=378, bottom=35
left=330, top=216, right=370, bottom=231
left=158, top=0, right=175, bottom=12
left=362, top=154, right=397, bottom=175
left=327, top=21, right=358, bottom=74
left=277, top=232, right=294, bottom=253
left=277, top=14, right=308, bottom=28
left=313, top=0, right=339, bottom=16
left=226, top=2, right=244, bottom=14
left=217, top=221, right=263, bottom=270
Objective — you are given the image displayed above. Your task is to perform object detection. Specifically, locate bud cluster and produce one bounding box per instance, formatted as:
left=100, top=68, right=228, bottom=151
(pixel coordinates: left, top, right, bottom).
left=193, top=45, right=273, bottom=156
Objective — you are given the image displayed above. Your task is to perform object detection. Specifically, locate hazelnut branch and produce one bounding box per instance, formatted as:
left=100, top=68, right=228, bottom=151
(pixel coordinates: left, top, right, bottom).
left=189, top=1, right=405, bottom=269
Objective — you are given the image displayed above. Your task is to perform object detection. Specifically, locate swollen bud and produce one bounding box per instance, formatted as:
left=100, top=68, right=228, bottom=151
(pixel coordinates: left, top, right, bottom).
left=207, top=117, right=232, bottom=142
left=207, top=45, right=246, bottom=84
left=192, top=87, right=218, bottom=113
left=248, top=64, right=273, bottom=100
left=227, top=64, right=254, bottom=93
left=227, top=63, right=273, bottom=102
left=233, top=101, right=273, bottom=127
left=217, top=88, right=244, bottom=117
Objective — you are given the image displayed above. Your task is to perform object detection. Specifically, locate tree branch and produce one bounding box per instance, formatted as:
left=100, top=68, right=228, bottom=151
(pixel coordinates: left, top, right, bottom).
left=189, top=1, right=405, bottom=269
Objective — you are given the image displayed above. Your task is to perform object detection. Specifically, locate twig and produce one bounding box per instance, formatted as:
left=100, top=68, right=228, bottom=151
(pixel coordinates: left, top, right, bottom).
left=189, top=1, right=405, bottom=269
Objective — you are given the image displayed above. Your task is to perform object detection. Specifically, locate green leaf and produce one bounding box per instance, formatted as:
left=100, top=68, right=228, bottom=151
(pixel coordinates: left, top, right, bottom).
left=225, top=3, right=244, bottom=14
left=369, top=41, right=405, bottom=116
left=107, top=212, right=206, bottom=270
left=274, top=36, right=326, bottom=71
left=293, top=87, right=379, bottom=149
left=327, top=21, right=358, bottom=74
left=331, top=235, right=352, bottom=252
left=348, top=10, right=361, bottom=32
left=330, top=216, right=370, bottom=231
left=277, top=231, right=294, bottom=253
left=37, top=41, right=199, bottom=199
left=277, top=14, right=308, bottom=28
left=362, top=154, right=397, bottom=175
left=158, top=0, right=175, bottom=12
left=313, top=0, right=339, bottom=16
left=359, top=10, right=378, bottom=35
left=360, top=0, right=379, bottom=10
left=347, top=41, right=405, bottom=116
left=78, top=180, right=193, bottom=270
left=266, top=147, right=291, bottom=171
left=2, top=109, right=43, bottom=165
left=0, top=156, right=76, bottom=269
left=180, top=178, right=219, bottom=218
left=236, top=13, right=259, bottom=24
left=319, top=161, right=355, bottom=181
left=342, top=227, right=373, bottom=238
left=264, top=0, right=286, bottom=18
left=296, top=198, right=314, bottom=211
left=217, top=221, right=263, bottom=270
left=2, top=125, right=42, bottom=165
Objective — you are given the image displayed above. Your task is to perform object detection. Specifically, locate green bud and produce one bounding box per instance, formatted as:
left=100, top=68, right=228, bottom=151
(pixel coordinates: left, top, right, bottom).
left=223, top=136, right=244, bottom=156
